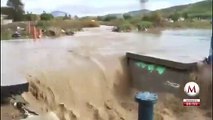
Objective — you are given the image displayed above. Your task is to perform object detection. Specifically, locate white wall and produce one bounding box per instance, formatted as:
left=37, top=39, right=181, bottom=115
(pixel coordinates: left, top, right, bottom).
left=1, top=19, right=13, bottom=25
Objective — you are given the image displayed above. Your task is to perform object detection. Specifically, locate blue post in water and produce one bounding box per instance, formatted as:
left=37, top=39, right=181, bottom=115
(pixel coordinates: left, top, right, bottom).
left=135, top=92, right=158, bottom=120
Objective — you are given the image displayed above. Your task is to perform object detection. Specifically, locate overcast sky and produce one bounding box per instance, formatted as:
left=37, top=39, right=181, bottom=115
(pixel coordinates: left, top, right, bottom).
left=1, top=0, right=204, bottom=16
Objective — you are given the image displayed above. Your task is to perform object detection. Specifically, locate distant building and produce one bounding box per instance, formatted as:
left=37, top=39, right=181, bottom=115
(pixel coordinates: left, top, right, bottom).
left=73, top=15, right=78, bottom=20
left=178, top=17, right=185, bottom=22
left=165, top=18, right=174, bottom=23
left=168, top=19, right=174, bottom=23
left=1, top=14, right=13, bottom=25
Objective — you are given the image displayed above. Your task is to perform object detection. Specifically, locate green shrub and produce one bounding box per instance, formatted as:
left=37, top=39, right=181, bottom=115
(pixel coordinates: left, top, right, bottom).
left=169, top=12, right=180, bottom=22
left=142, top=15, right=152, bottom=21
left=123, top=13, right=132, bottom=20
left=1, top=22, right=27, bottom=31
left=40, top=13, right=54, bottom=21
left=80, top=20, right=100, bottom=27
left=97, top=16, right=104, bottom=21
left=137, top=21, right=153, bottom=30
left=103, top=15, right=117, bottom=21
left=24, top=14, right=40, bottom=21
left=142, top=12, right=163, bottom=26
left=118, top=22, right=133, bottom=32
left=36, top=21, right=51, bottom=29
left=129, top=17, right=141, bottom=26
left=36, top=19, right=99, bottom=32
left=1, top=28, right=12, bottom=40
left=100, top=19, right=125, bottom=26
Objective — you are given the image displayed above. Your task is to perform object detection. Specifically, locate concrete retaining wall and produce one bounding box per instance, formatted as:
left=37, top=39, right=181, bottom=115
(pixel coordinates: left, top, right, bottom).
left=126, top=52, right=198, bottom=99
left=1, top=83, right=29, bottom=101
left=1, top=19, right=13, bottom=25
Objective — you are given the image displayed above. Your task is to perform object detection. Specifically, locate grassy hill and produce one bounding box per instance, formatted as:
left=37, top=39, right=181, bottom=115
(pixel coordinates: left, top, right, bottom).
left=127, top=9, right=151, bottom=16
left=154, top=5, right=188, bottom=16
left=180, top=0, right=212, bottom=18
left=102, top=9, right=151, bottom=18
left=101, top=0, right=212, bottom=19
left=104, top=13, right=123, bottom=18
left=155, top=0, right=212, bottom=18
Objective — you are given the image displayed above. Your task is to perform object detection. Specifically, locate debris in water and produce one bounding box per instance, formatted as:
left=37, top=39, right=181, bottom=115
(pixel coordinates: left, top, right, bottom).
left=10, top=95, right=39, bottom=119
left=164, top=81, right=180, bottom=88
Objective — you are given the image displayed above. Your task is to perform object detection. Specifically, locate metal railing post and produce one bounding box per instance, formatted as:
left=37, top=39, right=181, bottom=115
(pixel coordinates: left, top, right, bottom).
left=135, top=92, right=158, bottom=120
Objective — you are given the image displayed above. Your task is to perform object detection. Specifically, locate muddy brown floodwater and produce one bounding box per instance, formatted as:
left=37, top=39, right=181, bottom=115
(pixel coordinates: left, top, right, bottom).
left=1, top=26, right=212, bottom=120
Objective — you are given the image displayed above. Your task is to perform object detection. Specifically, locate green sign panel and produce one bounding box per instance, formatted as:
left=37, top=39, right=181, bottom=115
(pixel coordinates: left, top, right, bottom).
left=136, top=62, right=166, bottom=75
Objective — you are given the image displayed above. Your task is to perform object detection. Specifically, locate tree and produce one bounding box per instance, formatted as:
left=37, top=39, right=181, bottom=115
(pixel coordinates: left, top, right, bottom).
left=63, top=13, right=69, bottom=20
left=142, top=15, right=152, bottom=21
left=68, top=14, right=71, bottom=19
left=142, top=12, right=162, bottom=26
left=103, top=15, right=117, bottom=21
left=182, top=12, right=189, bottom=19
left=151, top=12, right=162, bottom=25
left=123, top=13, right=132, bottom=20
left=74, top=15, right=78, bottom=20
left=40, top=12, right=54, bottom=21
left=169, top=12, right=180, bottom=22
left=137, top=21, right=153, bottom=31
left=97, top=16, right=103, bottom=21
left=1, top=7, right=15, bottom=19
left=6, top=0, right=25, bottom=21
left=24, top=13, right=39, bottom=21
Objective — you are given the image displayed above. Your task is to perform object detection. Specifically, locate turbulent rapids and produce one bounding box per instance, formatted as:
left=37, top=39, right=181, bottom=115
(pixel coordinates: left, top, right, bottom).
left=23, top=52, right=138, bottom=120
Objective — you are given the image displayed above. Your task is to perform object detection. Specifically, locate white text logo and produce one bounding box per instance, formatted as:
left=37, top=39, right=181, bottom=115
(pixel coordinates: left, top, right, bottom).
left=184, top=82, right=200, bottom=97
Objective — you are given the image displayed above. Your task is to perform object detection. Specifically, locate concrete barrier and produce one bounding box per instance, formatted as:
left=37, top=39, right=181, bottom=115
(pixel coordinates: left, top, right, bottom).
left=126, top=52, right=198, bottom=99
left=1, top=19, right=13, bottom=25
left=1, top=83, right=29, bottom=102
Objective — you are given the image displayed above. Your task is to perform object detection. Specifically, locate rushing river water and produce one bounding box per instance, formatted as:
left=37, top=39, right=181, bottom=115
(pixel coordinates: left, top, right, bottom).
left=1, top=26, right=212, bottom=86
left=1, top=26, right=212, bottom=120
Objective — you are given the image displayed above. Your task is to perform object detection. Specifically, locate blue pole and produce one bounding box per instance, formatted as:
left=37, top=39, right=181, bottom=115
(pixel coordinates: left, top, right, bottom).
left=135, top=92, right=158, bottom=120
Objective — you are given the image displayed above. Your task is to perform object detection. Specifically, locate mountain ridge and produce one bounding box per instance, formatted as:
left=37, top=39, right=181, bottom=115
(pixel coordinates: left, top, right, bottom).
left=101, top=0, right=212, bottom=18
left=50, top=0, right=212, bottom=18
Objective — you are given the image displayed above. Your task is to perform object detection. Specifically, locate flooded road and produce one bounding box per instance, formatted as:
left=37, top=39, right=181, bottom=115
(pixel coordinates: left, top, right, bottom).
left=1, top=26, right=211, bottom=86
left=1, top=26, right=212, bottom=120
